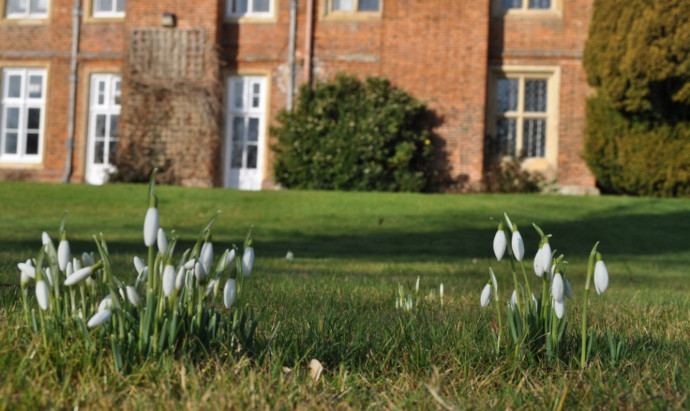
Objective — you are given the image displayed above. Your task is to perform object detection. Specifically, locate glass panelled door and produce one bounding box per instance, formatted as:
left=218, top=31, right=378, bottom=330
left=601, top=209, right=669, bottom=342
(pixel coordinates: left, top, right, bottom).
left=225, top=76, right=266, bottom=190
left=85, top=74, right=121, bottom=185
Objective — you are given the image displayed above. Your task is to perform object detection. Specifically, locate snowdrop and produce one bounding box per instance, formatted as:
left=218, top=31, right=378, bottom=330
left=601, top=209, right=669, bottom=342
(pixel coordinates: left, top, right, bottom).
left=162, top=263, right=175, bottom=297
left=87, top=309, right=112, bottom=328
left=17, top=261, right=36, bottom=279
left=480, top=283, right=492, bottom=308
left=133, top=256, right=146, bottom=275
left=511, top=230, right=525, bottom=262
left=57, top=234, right=70, bottom=271
left=157, top=228, right=168, bottom=255
left=493, top=224, right=507, bottom=261
left=200, top=242, right=213, bottom=274
left=552, top=273, right=564, bottom=302
left=35, top=280, right=49, bottom=311
left=223, top=279, right=237, bottom=308
left=594, top=256, right=609, bottom=295
left=64, top=266, right=95, bottom=286
left=242, top=247, right=254, bottom=277
left=143, top=207, right=159, bottom=247
left=553, top=298, right=565, bottom=319
left=126, top=286, right=141, bottom=307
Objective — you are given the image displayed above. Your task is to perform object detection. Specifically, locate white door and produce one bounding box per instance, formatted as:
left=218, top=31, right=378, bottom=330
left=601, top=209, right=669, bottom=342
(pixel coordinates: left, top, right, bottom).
left=224, top=76, right=267, bottom=190
left=85, top=74, right=121, bottom=185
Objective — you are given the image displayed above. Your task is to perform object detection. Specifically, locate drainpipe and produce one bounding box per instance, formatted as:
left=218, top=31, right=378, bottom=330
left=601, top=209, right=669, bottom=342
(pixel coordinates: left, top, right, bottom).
left=304, top=0, right=314, bottom=85
left=287, top=0, right=297, bottom=111
left=61, top=0, right=81, bottom=183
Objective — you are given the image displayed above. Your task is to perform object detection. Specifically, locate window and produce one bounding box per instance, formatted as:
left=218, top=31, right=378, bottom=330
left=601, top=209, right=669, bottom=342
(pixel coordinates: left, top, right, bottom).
left=1, top=68, right=46, bottom=162
left=227, top=0, right=273, bottom=18
left=5, top=0, right=48, bottom=18
left=487, top=67, right=559, bottom=169
left=497, top=0, right=558, bottom=13
left=331, top=0, right=380, bottom=12
left=92, top=0, right=124, bottom=17
left=85, top=74, right=121, bottom=184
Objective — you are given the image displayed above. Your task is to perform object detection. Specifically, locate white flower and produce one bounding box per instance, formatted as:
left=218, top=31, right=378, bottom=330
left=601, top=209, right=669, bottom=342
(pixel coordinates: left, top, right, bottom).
left=480, top=283, right=492, bottom=308
left=511, top=231, right=525, bottom=261
left=415, top=276, right=420, bottom=294
left=184, top=258, right=196, bottom=270
left=489, top=268, right=498, bottom=298
left=493, top=228, right=507, bottom=261
left=201, top=242, right=213, bottom=275
left=66, top=261, right=74, bottom=277
left=223, top=279, right=237, bottom=308
left=162, top=264, right=175, bottom=297
left=157, top=228, right=168, bottom=255
left=533, top=246, right=544, bottom=277
left=98, top=295, right=112, bottom=312
left=36, top=280, right=49, bottom=310
left=552, top=273, right=564, bottom=302
left=126, top=286, right=141, bottom=307
left=87, top=309, right=112, bottom=328
left=242, top=247, right=254, bottom=277
left=541, top=242, right=552, bottom=275
left=439, top=283, right=444, bottom=298
left=20, top=271, right=31, bottom=286
left=82, top=252, right=95, bottom=267
left=194, top=261, right=205, bottom=284
left=64, top=266, right=93, bottom=286
left=175, top=266, right=186, bottom=290
left=510, top=289, right=517, bottom=310
left=553, top=298, right=565, bottom=319
left=17, top=261, right=36, bottom=279
left=143, top=207, right=159, bottom=247
left=133, top=256, right=146, bottom=274
left=41, top=232, right=52, bottom=246
left=286, top=251, right=294, bottom=261
left=594, top=259, right=609, bottom=295
left=205, top=279, right=217, bottom=297
left=57, top=239, right=70, bottom=271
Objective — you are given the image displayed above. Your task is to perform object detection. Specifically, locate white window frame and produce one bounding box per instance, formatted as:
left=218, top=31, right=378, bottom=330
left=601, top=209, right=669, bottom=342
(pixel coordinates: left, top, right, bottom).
left=85, top=73, right=121, bottom=184
left=4, top=0, right=49, bottom=19
left=486, top=66, right=560, bottom=172
left=92, top=0, right=124, bottom=18
left=0, top=68, right=46, bottom=163
left=330, top=0, right=381, bottom=12
left=226, top=0, right=273, bottom=19
left=491, top=0, right=561, bottom=16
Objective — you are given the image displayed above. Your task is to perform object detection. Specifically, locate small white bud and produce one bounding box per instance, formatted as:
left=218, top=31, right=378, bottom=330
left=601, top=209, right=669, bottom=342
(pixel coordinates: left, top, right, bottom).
left=553, top=298, right=565, bottom=319
left=493, top=228, right=507, bottom=261
left=552, top=273, right=564, bottom=302
left=223, top=279, right=237, bottom=308
left=41, top=232, right=52, bottom=246
left=533, top=246, right=544, bottom=277
left=541, top=242, right=552, bottom=275
left=64, top=266, right=94, bottom=286
left=98, top=295, right=112, bottom=312
left=82, top=252, right=95, bottom=267
left=194, top=261, right=206, bottom=284
left=57, top=240, right=70, bottom=271
left=36, top=280, right=49, bottom=310
left=201, top=242, right=213, bottom=275
left=133, top=256, right=146, bottom=274
left=242, top=247, right=254, bottom=277
left=162, top=264, right=175, bottom=297
left=594, top=260, right=609, bottom=295
left=126, top=286, right=141, bottom=307
left=511, top=231, right=525, bottom=261
left=480, top=283, right=492, bottom=308
left=87, top=309, right=112, bottom=328
left=157, top=228, right=168, bottom=255
left=175, top=266, right=186, bottom=290
left=143, top=207, right=159, bottom=247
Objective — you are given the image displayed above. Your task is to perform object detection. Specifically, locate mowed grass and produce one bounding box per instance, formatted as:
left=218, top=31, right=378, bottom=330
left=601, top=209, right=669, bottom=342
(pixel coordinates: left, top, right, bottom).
left=0, top=181, right=689, bottom=409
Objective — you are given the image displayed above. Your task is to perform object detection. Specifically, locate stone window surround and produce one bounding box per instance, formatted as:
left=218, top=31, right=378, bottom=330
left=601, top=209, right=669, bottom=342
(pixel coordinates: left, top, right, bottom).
left=321, top=0, right=382, bottom=22
left=486, top=65, right=560, bottom=174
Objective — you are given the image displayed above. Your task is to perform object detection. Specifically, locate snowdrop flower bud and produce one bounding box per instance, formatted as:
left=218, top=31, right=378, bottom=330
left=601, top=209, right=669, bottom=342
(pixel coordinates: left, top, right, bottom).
left=510, top=289, right=517, bottom=311
left=415, top=276, right=420, bottom=294
left=541, top=242, right=552, bottom=275
left=489, top=268, right=498, bottom=296
left=36, top=280, right=49, bottom=310
left=66, top=261, right=74, bottom=277
left=143, top=207, right=159, bottom=247
left=126, top=286, right=141, bottom=307
left=82, top=252, right=94, bottom=267
left=157, top=228, right=168, bottom=255
left=17, top=261, right=36, bottom=279
left=225, top=249, right=236, bottom=266
left=42, top=232, right=52, bottom=246
left=73, top=258, right=82, bottom=271
left=175, top=266, right=186, bottom=290
left=552, top=272, right=564, bottom=302
left=162, top=264, right=175, bottom=297
left=223, top=279, right=237, bottom=309
left=480, top=283, right=492, bottom=308
left=64, top=266, right=94, bottom=286
left=184, top=258, right=196, bottom=270
left=594, top=256, right=609, bottom=295
left=493, top=225, right=507, bottom=261
left=98, top=295, right=112, bottom=312
left=242, top=247, right=255, bottom=277
left=553, top=298, right=565, bottom=319
left=564, top=278, right=572, bottom=299
left=133, top=256, right=146, bottom=275
left=87, top=309, right=112, bottom=328
left=201, top=242, right=213, bottom=275
left=20, top=271, right=31, bottom=286
left=57, top=236, right=70, bottom=272
left=205, top=279, right=217, bottom=297
left=533, top=246, right=544, bottom=277
left=194, top=261, right=206, bottom=284
left=286, top=251, right=294, bottom=261
left=511, top=230, right=525, bottom=262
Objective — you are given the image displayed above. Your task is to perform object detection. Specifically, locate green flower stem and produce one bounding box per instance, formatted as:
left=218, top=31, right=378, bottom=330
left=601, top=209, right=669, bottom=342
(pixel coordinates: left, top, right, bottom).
left=580, top=241, right=599, bottom=368
left=541, top=278, right=548, bottom=331
left=519, top=260, right=533, bottom=312
left=508, top=258, right=522, bottom=314
left=493, top=295, right=502, bottom=354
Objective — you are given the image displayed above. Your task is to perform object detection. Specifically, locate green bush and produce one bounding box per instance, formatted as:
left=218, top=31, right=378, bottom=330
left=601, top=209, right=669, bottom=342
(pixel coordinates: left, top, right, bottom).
left=583, top=0, right=690, bottom=196
left=271, top=74, right=435, bottom=192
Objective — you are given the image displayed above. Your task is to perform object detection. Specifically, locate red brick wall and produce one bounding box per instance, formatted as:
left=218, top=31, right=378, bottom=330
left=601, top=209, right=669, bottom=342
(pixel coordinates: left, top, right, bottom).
left=488, top=0, right=596, bottom=190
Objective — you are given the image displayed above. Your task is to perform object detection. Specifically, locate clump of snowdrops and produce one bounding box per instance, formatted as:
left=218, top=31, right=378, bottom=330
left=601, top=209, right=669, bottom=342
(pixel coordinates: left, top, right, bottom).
left=395, top=276, right=444, bottom=311
left=480, top=213, right=612, bottom=367
left=17, top=170, right=261, bottom=370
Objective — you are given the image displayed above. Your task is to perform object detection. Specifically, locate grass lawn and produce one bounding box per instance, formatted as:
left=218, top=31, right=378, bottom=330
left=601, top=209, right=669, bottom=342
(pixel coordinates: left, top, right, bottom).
left=1, top=181, right=689, bottom=409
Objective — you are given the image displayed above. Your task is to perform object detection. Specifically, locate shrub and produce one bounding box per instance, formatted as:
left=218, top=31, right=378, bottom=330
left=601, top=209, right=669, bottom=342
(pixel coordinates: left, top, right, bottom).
left=583, top=0, right=690, bottom=196
left=482, top=157, right=546, bottom=194
left=271, top=74, right=436, bottom=192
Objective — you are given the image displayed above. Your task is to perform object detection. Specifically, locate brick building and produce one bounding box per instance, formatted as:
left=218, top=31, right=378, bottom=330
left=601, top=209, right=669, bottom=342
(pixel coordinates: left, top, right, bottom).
left=0, top=0, right=596, bottom=192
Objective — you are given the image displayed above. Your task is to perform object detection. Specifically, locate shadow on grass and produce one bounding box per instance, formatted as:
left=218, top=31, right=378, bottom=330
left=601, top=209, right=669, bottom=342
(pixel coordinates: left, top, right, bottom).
left=2, top=209, right=690, bottom=264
